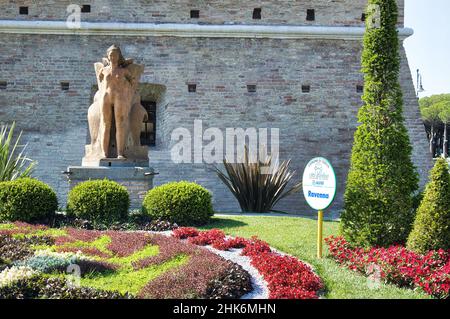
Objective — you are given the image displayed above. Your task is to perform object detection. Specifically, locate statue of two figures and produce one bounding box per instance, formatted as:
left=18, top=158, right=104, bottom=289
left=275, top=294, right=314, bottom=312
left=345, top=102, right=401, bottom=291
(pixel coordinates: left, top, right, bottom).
left=83, top=45, right=149, bottom=167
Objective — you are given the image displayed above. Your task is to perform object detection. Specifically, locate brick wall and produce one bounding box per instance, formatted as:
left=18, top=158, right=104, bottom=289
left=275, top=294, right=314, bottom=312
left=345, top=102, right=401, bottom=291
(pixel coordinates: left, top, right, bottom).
left=1, top=0, right=404, bottom=26
left=0, top=31, right=431, bottom=217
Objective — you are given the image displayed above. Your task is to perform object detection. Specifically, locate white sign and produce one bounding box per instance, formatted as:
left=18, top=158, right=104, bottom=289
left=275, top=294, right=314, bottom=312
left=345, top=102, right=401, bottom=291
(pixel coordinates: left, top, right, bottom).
left=302, top=157, right=336, bottom=211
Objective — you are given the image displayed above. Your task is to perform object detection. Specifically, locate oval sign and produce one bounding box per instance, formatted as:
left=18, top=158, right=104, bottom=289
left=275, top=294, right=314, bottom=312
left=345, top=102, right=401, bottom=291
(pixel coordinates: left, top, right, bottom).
left=302, top=157, right=337, bottom=211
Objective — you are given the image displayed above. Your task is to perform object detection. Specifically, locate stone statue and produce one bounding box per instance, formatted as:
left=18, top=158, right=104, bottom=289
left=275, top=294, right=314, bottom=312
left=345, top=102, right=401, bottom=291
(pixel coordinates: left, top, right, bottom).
left=83, top=45, right=149, bottom=166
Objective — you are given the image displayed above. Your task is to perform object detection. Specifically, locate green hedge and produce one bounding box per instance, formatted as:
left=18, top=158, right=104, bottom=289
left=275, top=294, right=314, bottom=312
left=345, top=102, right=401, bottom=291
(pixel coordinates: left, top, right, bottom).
left=142, top=181, right=213, bottom=226
left=0, top=178, right=58, bottom=223
left=67, top=179, right=130, bottom=225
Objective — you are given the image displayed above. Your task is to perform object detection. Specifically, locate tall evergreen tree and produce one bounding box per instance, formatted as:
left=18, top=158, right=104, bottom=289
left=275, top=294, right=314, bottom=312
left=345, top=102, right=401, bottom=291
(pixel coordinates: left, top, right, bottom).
left=340, top=0, right=419, bottom=247
left=407, top=158, right=450, bottom=254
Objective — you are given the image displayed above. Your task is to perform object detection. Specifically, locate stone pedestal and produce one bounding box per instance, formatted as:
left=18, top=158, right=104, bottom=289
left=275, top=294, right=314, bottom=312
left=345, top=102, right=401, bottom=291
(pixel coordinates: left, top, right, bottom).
left=66, top=166, right=155, bottom=209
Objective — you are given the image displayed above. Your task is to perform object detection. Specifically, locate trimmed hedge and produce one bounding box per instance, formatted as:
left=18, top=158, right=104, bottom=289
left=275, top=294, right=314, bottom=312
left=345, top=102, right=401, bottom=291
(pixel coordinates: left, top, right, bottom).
left=67, top=179, right=129, bottom=225
left=142, top=181, right=213, bottom=226
left=0, top=178, right=58, bottom=223
left=407, top=158, right=450, bottom=253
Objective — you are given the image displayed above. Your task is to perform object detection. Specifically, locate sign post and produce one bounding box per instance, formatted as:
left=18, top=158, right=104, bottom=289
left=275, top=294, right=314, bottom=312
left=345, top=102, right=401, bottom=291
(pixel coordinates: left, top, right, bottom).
left=302, top=157, right=336, bottom=259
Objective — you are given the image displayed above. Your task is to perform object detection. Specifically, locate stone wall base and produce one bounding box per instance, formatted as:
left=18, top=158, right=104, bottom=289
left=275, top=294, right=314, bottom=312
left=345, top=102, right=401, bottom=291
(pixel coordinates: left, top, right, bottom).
left=66, top=166, right=155, bottom=209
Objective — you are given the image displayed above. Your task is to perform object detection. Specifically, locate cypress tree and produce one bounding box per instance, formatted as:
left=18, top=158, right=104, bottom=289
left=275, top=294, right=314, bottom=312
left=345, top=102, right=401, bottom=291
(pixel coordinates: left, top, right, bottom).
left=340, top=0, right=419, bottom=247
left=407, top=158, right=450, bottom=254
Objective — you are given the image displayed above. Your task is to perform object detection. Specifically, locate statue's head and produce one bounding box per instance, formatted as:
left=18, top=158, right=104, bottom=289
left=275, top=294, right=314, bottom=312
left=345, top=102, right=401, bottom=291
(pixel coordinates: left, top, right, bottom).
left=106, top=45, right=126, bottom=66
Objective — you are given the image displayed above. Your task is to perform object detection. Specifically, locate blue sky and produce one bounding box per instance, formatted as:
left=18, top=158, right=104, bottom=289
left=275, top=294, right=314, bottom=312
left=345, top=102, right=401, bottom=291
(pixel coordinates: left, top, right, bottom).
left=404, top=0, right=450, bottom=97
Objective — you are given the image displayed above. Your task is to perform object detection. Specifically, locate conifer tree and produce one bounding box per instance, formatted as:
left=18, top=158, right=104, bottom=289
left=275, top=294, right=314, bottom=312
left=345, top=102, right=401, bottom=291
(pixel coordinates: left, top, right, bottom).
left=407, top=158, right=450, bottom=254
left=340, top=0, right=419, bottom=247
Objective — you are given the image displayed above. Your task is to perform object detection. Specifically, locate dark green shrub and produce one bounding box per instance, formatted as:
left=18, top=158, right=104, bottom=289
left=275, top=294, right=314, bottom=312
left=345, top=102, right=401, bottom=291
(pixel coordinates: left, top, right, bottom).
left=67, top=179, right=130, bottom=225
left=407, top=158, right=450, bottom=253
left=0, top=275, right=132, bottom=299
left=340, top=0, right=419, bottom=247
left=142, top=181, right=213, bottom=226
left=0, top=178, right=58, bottom=223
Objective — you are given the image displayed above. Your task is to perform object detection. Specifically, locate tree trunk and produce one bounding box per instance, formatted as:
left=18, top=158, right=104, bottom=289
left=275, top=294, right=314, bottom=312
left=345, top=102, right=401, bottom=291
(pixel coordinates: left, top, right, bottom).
left=444, top=123, right=448, bottom=158
left=430, top=125, right=436, bottom=157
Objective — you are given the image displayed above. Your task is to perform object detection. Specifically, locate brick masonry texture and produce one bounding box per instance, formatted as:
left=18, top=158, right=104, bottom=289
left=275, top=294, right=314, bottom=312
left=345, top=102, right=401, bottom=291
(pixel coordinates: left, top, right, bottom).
left=0, top=0, right=430, bottom=217
left=2, top=0, right=404, bottom=26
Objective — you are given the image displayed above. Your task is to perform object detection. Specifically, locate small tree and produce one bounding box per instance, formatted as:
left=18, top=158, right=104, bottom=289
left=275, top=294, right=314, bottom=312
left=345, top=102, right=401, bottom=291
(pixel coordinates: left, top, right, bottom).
left=407, top=158, right=450, bottom=254
left=340, top=0, right=419, bottom=247
left=0, top=122, right=36, bottom=181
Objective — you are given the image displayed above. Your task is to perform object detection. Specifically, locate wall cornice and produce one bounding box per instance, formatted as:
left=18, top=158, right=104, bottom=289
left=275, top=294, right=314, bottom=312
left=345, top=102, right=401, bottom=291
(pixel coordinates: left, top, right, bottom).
left=0, top=20, right=413, bottom=40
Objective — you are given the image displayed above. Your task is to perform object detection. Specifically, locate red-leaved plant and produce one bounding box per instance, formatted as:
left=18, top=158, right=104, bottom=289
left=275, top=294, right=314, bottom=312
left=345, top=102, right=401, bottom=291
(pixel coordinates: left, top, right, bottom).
left=325, top=236, right=450, bottom=299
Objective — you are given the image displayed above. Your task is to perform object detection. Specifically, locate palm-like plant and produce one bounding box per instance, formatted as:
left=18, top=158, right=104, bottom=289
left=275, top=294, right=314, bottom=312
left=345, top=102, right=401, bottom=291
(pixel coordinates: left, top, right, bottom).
left=213, top=146, right=301, bottom=213
left=0, top=122, right=36, bottom=181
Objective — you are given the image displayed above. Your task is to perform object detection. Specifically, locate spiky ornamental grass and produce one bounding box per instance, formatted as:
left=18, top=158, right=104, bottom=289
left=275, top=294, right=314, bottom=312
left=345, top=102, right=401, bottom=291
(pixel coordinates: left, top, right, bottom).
left=214, top=146, right=302, bottom=213
left=0, top=122, right=36, bottom=182
left=340, top=0, right=419, bottom=247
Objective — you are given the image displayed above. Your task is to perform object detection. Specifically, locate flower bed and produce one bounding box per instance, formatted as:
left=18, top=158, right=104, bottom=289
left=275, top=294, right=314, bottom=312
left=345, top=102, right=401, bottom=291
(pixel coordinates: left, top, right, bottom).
left=0, top=222, right=252, bottom=299
left=325, top=236, right=450, bottom=299
left=173, top=228, right=324, bottom=299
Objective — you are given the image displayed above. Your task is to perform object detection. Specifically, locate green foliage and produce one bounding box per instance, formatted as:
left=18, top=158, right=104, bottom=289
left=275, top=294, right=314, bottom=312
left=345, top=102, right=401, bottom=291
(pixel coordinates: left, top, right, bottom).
left=407, top=158, right=450, bottom=253
left=0, top=122, right=36, bottom=182
left=419, top=94, right=450, bottom=114
left=142, top=181, right=214, bottom=226
left=67, top=180, right=130, bottom=226
left=341, top=0, right=419, bottom=247
left=0, top=275, right=132, bottom=299
left=0, top=178, right=58, bottom=223
left=213, top=146, right=302, bottom=213
left=14, top=255, right=72, bottom=273
left=437, top=101, right=450, bottom=125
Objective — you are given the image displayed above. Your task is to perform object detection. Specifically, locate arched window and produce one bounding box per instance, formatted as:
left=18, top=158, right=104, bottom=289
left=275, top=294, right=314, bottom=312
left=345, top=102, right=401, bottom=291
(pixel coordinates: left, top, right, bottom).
left=140, top=101, right=156, bottom=146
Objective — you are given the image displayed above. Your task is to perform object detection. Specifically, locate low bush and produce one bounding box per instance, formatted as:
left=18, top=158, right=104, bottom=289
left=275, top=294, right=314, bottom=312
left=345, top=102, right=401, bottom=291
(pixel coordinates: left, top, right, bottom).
left=325, top=236, right=450, bottom=299
left=67, top=180, right=130, bottom=226
left=142, top=181, right=214, bottom=226
left=0, top=178, right=58, bottom=223
left=0, top=275, right=132, bottom=299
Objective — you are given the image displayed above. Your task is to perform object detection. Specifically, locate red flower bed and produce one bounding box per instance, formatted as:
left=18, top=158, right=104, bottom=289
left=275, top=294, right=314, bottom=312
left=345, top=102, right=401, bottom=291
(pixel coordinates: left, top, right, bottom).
left=325, top=236, right=450, bottom=299
left=172, top=227, right=199, bottom=239
left=173, top=228, right=323, bottom=299
left=187, top=229, right=226, bottom=246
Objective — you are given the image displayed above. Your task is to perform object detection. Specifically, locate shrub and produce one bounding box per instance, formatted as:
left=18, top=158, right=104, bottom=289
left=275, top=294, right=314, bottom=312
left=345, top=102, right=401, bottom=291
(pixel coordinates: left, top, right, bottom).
left=0, top=178, right=58, bottom=223
left=341, top=0, right=419, bottom=247
left=407, top=158, right=450, bottom=253
left=142, top=181, right=213, bottom=226
left=67, top=180, right=130, bottom=226
left=0, top=275, right=132, bottom=299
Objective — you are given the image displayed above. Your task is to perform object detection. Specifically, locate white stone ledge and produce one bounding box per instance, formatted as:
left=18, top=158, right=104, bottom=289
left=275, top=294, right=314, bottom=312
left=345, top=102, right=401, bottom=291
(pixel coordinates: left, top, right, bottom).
left=0, top=20, right=413, bottom=40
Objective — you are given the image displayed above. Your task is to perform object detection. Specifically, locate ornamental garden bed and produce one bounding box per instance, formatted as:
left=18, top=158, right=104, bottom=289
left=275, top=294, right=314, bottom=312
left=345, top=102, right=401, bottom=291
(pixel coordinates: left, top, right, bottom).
left=0, top=222, right=323, bottom=299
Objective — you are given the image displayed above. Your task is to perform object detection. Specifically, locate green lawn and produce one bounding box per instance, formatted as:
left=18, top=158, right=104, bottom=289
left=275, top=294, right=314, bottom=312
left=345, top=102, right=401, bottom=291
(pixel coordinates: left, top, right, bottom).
left=201, top=215, right=429, bottom=299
